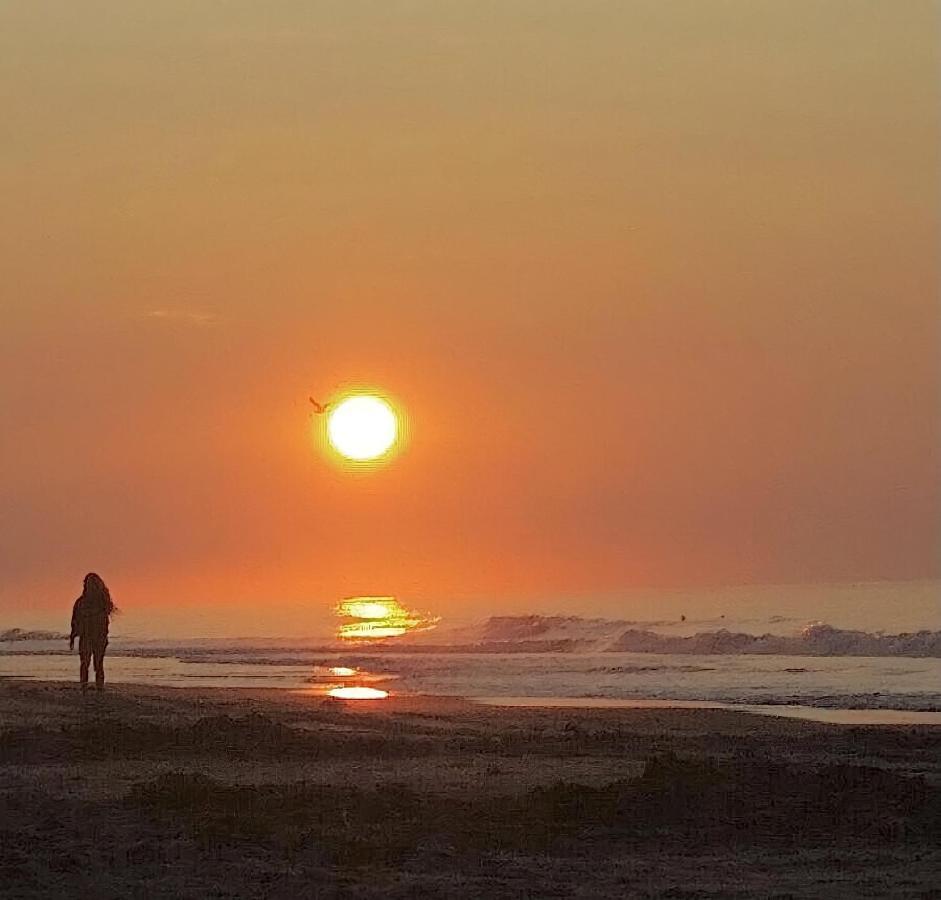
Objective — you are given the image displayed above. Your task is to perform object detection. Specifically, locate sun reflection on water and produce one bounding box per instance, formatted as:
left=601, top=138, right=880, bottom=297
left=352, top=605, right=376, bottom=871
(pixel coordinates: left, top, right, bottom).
left=335, top=596, right=438, bottom=642
left=328, top=687, right=389, bottom=700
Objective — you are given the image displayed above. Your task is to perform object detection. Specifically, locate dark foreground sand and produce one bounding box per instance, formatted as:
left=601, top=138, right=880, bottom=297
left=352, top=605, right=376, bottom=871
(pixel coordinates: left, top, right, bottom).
left=1, top=680, right=939, bottom=898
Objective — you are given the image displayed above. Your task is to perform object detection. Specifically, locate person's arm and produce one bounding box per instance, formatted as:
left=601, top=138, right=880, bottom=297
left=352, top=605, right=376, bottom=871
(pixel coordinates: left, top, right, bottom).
left=69, top=600, right=79, bottom=650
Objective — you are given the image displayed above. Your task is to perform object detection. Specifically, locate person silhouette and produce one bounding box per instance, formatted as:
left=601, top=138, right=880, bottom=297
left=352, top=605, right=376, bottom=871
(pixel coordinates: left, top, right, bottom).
left=69, top=573, right=115, bottom=692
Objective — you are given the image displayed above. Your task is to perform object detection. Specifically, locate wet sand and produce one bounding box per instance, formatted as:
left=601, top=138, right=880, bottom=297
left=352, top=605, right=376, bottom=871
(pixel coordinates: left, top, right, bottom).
left=1, top=679, right=939, bottom=898
left=476, top=696, right=941, bottom=725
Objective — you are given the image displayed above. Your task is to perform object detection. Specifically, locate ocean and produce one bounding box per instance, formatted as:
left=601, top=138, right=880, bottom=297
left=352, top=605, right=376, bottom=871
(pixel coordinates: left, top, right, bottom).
left=4, top=581, right=939, bottom=724
left=2, top=640, right=940, bottom=725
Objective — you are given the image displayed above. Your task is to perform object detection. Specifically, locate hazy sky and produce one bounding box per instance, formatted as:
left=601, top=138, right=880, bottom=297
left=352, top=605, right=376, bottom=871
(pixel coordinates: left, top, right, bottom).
left=2, top=2, right=938, bottom=634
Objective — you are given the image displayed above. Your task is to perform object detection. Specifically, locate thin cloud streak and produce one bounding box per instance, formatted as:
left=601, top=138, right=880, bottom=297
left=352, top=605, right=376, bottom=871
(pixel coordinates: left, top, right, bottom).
left=141, top=309, right=218, bottom=326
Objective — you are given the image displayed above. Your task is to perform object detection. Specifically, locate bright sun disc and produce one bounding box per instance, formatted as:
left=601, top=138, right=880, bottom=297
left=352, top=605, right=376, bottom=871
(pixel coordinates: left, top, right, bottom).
left=327, top=395, right=398, bottom=461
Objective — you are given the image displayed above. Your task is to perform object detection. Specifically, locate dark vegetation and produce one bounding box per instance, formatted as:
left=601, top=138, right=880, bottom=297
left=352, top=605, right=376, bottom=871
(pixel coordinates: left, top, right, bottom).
left=2, top=754, right=939, bottom=898
left=124, top=753, right=940, bottom=857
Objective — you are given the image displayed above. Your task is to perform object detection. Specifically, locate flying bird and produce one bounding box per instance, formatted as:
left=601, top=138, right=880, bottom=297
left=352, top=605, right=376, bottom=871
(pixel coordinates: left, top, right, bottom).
left=309, top=397, right=330, bottom=415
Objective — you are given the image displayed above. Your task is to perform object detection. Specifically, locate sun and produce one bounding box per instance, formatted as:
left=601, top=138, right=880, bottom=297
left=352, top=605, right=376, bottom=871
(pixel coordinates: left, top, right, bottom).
left=326, top=395, right=398, bottom=461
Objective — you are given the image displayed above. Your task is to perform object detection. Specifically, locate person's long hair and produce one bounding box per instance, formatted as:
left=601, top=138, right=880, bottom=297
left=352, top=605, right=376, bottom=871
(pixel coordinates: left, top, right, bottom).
left=82, top=573, right=116, bottom=617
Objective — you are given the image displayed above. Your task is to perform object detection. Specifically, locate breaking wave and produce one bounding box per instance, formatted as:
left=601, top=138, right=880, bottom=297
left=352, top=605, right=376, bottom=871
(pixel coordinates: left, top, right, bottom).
left=610, top=623, right=941, bottom=658
left=3, top=617, right=940, bottom=659
left=435, top=616, right=941, bottom=658
left=0, top=628, right=68, bottom=642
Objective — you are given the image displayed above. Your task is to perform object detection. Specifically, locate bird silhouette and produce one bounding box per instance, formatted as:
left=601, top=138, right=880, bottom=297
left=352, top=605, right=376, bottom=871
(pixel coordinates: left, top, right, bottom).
left=309, top=397, right=330, bottom=415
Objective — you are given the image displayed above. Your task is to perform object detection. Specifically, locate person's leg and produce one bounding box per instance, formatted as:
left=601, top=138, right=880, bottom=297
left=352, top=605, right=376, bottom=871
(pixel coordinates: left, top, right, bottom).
left=78, top=637, right=91, bottom=691
left=93, top=641, right=106, bottom=690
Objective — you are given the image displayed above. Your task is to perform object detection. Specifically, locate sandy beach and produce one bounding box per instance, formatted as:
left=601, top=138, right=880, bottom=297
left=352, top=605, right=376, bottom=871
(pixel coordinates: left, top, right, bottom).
left=1, top=679, right=939, bottom=898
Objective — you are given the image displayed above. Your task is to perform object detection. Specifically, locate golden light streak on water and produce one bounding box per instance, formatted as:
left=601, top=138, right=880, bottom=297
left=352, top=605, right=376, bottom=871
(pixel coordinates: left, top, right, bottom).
left=339, top=623, right=409, bottom=639
left=335, top=596, right=439, bottom=642
left=329, top=666, right=357, bottom=677
left=342, top=598, right=402, bottom=620
left=328, top=687, right=389, bottom=700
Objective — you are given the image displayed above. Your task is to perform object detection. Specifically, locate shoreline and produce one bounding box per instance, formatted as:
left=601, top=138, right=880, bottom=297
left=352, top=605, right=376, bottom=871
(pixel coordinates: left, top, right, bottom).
left=4, top=671, right=940, bottom=726
left=473, top=696, right=941, bottom=725
left=5, top=678, right=941, bottom=738
left=7, top=674, right=941, bottom=728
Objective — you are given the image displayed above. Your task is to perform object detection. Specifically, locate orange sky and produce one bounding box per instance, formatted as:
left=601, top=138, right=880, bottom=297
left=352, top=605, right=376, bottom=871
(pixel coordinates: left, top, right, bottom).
left=1, top=2, right=938, bottom=635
